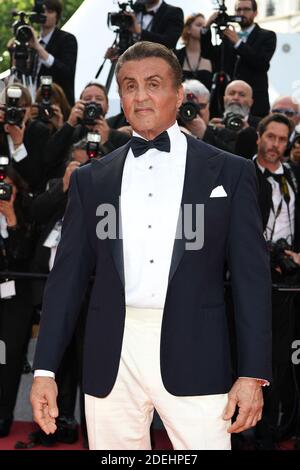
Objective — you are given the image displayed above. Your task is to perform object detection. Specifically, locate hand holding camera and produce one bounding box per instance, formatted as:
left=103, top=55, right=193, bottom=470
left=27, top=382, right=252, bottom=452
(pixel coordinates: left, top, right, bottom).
left=62, top=160, right=81, bottom=193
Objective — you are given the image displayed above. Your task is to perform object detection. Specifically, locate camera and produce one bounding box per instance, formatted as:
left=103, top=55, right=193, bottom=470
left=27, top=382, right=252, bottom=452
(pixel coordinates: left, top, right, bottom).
left=267, top=238, right=299, bottom=277
left=107, top=1, right=135, bottom=30
left=213, top=0, right=242, bottom=30
left=0, top=156, right=13, bottom=202
left=83, top=102, right=104, bottom=126
left=222, top=103, right=247, bottom=131
left=179, top=102, right=201, bottom=122
left=12, top=1, right=46, bottom=44
left=86, top=132, right=102, bottom=159
left=4, top=87, right=25, bottom=127
left=36, top=76, right=54, bottom=121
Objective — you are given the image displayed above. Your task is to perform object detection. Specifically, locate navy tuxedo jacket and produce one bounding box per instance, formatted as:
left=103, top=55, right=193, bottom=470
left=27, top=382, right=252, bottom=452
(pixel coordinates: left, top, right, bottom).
left=34, top=135, right=272, bottom=397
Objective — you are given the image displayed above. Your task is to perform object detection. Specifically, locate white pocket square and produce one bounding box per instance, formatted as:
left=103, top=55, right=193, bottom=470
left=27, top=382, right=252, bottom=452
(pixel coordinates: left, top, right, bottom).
left=210, top=185, right=227, bottom=198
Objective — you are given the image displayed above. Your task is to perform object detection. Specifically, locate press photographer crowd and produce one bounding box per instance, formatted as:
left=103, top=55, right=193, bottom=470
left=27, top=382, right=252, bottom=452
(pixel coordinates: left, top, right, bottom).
left=1, top=0, right=300, bottom=451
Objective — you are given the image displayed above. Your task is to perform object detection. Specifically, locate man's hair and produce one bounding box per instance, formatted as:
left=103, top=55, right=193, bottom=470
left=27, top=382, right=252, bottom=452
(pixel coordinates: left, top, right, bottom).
left=183, top=79, right=210, bottom=101
left=257, top=113, right=293, bottom=137
left=236, top=0, right=258, bottom=12
left=44, top=0, right=63, bottom=23
left=115, top=41, right=183, bottom=89
left=80, top=81, right=108, bottom=105
left=181, top=14, right=205, bottom=46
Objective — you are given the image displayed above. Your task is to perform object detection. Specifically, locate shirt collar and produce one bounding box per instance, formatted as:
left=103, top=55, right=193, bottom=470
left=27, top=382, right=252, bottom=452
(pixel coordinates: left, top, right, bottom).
left=254, top=155, right=284, bottom=175
left=239, top=23, right=255, bottom=36
left=40, top=28, right=55, bottom=45
left=132, top=121, right=184, bottom=154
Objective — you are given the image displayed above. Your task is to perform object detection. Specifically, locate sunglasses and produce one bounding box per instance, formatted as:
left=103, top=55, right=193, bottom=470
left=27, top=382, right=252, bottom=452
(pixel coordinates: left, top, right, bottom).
left=272, top=108, right=299, bottom=117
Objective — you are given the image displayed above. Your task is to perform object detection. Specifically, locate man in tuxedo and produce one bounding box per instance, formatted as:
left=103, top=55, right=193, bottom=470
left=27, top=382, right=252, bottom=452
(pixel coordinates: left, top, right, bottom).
left=30, top=41, right=271, bottom=450
left=29, top=0, right=77, bottom=105
left=205, top=0, right=276, bottom=117
left=253, top=113, right=299, bottom=448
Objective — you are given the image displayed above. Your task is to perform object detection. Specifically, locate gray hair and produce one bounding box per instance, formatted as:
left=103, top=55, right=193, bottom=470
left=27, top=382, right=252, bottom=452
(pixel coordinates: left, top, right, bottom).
left=182, top=80, right=210, bottom=101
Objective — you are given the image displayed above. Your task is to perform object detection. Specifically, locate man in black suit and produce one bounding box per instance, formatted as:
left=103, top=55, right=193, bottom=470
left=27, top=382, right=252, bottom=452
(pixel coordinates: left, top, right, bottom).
left=30, top=41, right=271, bottom=450
left=205, top=0, right=276, bottom=117
left=254, top=113, right=300, bottom=448
left=29, top=0, right=77, bottom=105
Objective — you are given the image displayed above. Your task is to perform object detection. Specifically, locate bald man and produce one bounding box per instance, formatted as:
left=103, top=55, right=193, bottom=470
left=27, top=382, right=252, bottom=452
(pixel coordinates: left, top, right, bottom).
left=210, top=80, right=261, bottom=130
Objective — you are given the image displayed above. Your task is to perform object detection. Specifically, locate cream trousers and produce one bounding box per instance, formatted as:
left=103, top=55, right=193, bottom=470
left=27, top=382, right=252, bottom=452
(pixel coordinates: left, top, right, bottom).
left=85, top=306, right=231, bottom=450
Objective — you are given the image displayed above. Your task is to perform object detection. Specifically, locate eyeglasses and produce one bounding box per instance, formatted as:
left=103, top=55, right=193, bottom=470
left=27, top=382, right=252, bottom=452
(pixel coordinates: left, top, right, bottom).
left=272, top=108, right=299, bottom=117
left=236, top=7, right=253, bottom=13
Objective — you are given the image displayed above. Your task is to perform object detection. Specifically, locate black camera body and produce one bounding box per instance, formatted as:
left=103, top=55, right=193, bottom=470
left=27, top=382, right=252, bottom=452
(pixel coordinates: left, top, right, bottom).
left=107, top=1, right=135, bottom=29
left=213, top=0, right=242, bottom=30
left=12, top=1, right=46, bottom=44
left=222, top=112, right=244, bottom=131
left=83, top=102, right=104, bottom=126
left=267, top=238, right=299, bottom=277
left=222, top=103, right=248, bottom=132
left=37, top=76, right=54, bottom=122
left=0, top=156, right=12, bottom=202
left=4, top=87, right=25, bottom=127
left=179, top=102, right=201, bottom=122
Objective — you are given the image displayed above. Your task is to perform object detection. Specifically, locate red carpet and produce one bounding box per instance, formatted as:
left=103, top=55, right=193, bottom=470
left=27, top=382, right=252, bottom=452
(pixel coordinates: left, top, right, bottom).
left=0, top=422, right=173, bottom=450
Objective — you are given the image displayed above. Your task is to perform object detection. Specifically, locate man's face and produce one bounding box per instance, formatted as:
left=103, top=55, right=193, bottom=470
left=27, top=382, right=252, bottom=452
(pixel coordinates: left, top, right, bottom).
left=224, top=81, right=253, bottom=110
left=271, top=97, right=300, bottom=128
left=235, top=1, right=257, bottom=28
left=81, top=85, right=108, bottom=115
left=257, top=122, right=289, bottom=166
left=184, top=93, right=210, bottom=125
left=44, top=8, right=58, bottom=29
left=118, top=58, right=183, bottom=140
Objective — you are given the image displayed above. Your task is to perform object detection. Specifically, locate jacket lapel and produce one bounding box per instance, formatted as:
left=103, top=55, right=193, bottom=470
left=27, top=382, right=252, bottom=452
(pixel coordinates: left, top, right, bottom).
left=91, top=143, right=131, bottom=287
left=168, top=136, right=226, bottom=283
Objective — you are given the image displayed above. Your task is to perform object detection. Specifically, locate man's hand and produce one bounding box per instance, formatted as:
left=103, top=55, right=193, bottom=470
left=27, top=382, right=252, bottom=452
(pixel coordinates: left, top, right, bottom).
left=30, top=377, right=59, bottom=435
left=223, top=26, right=240, bottom=46
left=67, top=100, right=85, bottom=127
left=223, top=378, right=264, bottom=433
left=63, top=161, right=81, bottom=192
left=209, top=117, right=225, bottom=130
left=126, top=12, right=141, bottom=34
left=91, top=118, right=110, bottom=145
left=184, top=115, right=207, bottom=139
left=4, top=122, right=26, bottom=147
left=204, top=11, right=220, bottom=29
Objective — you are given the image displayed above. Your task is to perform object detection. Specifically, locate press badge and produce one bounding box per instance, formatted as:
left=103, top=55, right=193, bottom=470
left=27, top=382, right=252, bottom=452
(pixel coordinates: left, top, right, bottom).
left=0, top=280, right=16, bottom=299
left=43, top=221, right=62, bottom=249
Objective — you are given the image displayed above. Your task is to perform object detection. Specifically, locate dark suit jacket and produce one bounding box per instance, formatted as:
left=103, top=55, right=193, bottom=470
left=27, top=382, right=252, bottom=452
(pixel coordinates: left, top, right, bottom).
left=38, top=28, right=78, bottom=106
left=254, top=160, right=300, bottom=250
left=34, top=136, right=272, bottom=397
left=205, top=24, right=277, bottom=117
left=140, top=1, right=184, bottom=49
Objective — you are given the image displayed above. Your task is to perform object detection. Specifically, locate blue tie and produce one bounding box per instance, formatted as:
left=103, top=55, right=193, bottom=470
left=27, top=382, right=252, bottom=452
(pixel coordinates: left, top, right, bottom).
left=238, top=31, right=249, bottom=39
left=131, top=131, right=171, bottom=158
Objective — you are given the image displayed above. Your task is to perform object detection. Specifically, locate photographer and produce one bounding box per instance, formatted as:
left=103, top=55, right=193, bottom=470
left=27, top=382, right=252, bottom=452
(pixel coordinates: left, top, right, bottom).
left=28, top=0, right=77, bottom=105
left=179, top=79, right=231, bottom=153
left=106, top=0, right=183, bottom=61
left=0, top=166, right=34, bottom=438
left=253, top=113, right=300, bottom=448
left=0, top=83, right=50, bottom=194
left=43, top=82, right=130, bottom=179
left=32, top=80, right=71, bottom=134
left=204, top=0, right=276, bottom=117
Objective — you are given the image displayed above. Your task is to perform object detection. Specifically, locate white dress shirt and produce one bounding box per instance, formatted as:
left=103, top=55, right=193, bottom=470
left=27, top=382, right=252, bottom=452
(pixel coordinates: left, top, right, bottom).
left=122, top=121, right=187, bottom=308
left=256, top=159, right=295, bottom=244
left=136, top=0, right=162, bottom=31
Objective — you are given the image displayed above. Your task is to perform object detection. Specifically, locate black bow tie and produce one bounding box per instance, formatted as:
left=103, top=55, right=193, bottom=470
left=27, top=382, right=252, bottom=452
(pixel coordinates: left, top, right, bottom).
left=131, top=131, right=171, bottom=158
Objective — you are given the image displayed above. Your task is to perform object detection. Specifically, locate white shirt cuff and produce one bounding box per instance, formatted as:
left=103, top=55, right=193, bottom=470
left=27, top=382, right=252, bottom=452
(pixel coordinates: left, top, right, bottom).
left=12, top=144, right=27, bottom=162
left=40, top=53, right=55, bottom=68
left=34, top=369, right=55, bottom=379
